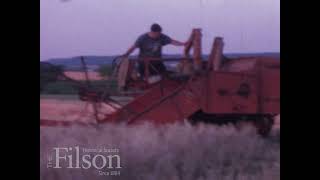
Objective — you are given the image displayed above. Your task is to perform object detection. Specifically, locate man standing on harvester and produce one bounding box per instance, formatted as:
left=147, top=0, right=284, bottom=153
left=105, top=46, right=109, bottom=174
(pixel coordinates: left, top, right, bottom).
left=122, top=23, right=187, bottom=81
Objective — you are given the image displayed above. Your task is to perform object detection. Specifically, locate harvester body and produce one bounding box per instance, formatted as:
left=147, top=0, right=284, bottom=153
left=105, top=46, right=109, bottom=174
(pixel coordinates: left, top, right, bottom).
left=104, top=29, right=280, bottom=125
left=105, top=57, right=280, bottom=124
left=40, top=29, right=280, bottom=135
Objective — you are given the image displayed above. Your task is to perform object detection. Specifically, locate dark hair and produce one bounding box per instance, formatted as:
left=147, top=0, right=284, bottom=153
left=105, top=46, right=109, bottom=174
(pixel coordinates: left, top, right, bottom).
left=151, top=23, right=162, bottom=32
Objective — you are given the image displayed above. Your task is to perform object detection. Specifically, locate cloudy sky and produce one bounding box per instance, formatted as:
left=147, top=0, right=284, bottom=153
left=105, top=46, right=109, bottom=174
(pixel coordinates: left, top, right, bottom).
left=40, top=0, right=280, bottom=60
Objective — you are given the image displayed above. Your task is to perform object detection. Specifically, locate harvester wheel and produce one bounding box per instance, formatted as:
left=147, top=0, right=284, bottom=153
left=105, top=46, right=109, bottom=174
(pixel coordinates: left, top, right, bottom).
left=254, top=115, right=274, bottom=137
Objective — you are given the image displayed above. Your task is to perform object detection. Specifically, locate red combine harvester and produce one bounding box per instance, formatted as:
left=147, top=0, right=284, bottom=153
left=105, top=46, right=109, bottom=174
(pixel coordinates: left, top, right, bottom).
left=40, top=29, right=280, bottom=136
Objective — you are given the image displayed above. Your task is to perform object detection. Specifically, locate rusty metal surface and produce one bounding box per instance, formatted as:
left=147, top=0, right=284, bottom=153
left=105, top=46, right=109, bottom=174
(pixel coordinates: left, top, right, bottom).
left=207, top=37, right=224, bottom=71
left=259, top=61, right=280, bottom=114
left=203, top=57, right=279, bottom=114
left=203, top=71, right=258, bottom=114
left=103, top=78, right=201, bottom=124
left=192, top=29, right=202, bottom=71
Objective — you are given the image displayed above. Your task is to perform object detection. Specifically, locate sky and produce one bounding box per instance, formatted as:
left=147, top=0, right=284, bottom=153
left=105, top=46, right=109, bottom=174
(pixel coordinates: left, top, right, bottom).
left=40, top=0, right=280, bottom=61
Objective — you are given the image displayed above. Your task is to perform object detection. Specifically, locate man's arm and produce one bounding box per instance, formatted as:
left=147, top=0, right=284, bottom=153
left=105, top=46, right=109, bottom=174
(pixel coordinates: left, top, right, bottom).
left=123, top=44, right=137, bottom=57
left=171, top=39, right=187, bottom=46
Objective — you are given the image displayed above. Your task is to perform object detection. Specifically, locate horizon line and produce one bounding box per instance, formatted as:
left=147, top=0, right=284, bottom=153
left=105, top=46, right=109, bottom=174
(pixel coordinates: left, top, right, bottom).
left=40, top=51, right=280, bottom=61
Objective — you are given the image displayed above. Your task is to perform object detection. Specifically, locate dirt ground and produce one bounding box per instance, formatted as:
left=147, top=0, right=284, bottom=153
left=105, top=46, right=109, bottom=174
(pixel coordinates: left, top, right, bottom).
left=63, top=71, right=105, bottom=81
left=40, top=97, right=119, bottom=123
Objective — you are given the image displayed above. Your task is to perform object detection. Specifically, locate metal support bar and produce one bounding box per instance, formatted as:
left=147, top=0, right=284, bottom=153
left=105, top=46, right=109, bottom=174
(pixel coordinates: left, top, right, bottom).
left=207, top=37, right=224, bottom=71
left=193, top=29, right=202, bottom=71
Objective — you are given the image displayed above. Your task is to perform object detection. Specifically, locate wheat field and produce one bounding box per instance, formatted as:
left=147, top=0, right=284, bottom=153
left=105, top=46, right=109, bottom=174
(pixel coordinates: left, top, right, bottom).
left=40, top=124, right=280, bottom=180
left=40, top=97, right=280, bottom=180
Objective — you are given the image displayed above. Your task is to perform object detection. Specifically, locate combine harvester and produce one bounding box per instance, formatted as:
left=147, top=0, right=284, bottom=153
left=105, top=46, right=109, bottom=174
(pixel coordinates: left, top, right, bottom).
left=40, top=29, right=280, bottom=136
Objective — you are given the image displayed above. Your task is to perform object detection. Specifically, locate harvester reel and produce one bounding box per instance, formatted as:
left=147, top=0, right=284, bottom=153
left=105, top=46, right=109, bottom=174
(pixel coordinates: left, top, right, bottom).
left=75, top=56, right=124, bottom=123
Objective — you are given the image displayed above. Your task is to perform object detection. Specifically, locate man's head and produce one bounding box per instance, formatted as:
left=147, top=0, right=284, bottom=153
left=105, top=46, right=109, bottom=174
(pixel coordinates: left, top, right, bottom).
left=149, top=23, right=162, bottom=38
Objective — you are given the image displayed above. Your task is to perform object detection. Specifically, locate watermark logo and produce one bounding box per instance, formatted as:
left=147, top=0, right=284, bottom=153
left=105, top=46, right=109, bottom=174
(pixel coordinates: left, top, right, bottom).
left=47, top=146, right=121, bottom=176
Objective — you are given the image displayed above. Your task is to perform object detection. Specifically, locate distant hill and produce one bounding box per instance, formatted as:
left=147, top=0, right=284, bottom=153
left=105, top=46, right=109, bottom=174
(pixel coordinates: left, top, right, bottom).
left=44, top=56, right=117, bottom=71
left=42, top=52, right=279, bottom=71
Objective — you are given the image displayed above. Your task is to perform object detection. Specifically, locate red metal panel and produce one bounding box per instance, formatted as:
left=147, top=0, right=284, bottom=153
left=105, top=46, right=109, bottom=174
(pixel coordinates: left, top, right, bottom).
left=260, top=65, right=280, bottom=114
left=106, top=78, right=201, bottom=124
left=130, top=86, right=201, bottom=124
left=204, top=71, right=258, bottom=114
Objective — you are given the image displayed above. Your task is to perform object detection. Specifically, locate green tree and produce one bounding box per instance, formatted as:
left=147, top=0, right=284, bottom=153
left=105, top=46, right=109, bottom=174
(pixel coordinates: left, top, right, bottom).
left=40, top=62, right=64, bottom=92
